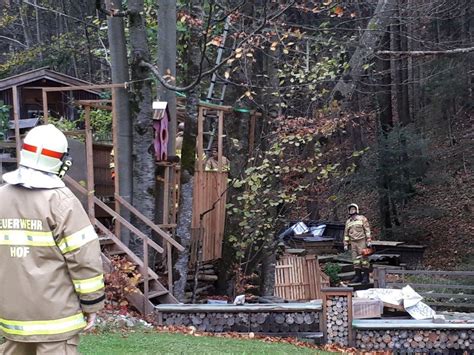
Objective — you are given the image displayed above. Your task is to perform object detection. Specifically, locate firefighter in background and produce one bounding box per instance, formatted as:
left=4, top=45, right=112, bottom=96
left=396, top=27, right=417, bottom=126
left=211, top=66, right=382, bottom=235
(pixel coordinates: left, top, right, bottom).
left=204, top=144, right=230, bottom=172
left=110, top=148, right=115, bottom=180
left=0, top=124, right=104, bottom=355
left=175, top=122, right=184, bottom=159
left=343, top=203, right=372, bottom=284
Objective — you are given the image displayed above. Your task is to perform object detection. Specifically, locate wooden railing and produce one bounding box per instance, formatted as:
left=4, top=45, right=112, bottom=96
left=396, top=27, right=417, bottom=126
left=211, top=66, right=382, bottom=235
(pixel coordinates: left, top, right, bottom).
left=64, top=175, right=184, bottom=302
left=374, top=267, right=474, bottom=310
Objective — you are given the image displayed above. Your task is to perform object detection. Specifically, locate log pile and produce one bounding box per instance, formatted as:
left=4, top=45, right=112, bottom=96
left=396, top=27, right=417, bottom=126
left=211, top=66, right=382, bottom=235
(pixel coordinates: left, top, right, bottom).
left=161, top=311, right=320, bottom=334
left=184, top=263, right=218, bottom=303
left=326, top=296, right=349, bottom=346
left=355, top=329, right=474, bottom=351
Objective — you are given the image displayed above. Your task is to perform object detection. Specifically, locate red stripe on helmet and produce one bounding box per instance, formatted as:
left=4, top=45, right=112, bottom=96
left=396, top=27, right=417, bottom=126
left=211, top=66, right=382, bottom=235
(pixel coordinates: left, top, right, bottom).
left=22, top=143, right=37, bottom=153
left=41, top=148, right=64, bottom=159
left=22, top=143, right=64, bottom=159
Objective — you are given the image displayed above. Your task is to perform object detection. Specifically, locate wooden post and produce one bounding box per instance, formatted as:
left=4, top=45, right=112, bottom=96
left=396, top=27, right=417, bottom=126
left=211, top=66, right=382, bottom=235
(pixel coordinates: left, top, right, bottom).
left=197, top=107, right=204, bottom=172
left=12, top=86, right=21, bottom=165
left=84, top=105, right=95, bottom=221
left=217, top=110, right=223, bottom=173
left=42, top=89, right=49, bottom=123
left=249, top=113, right=256, bottom=154
left=167, top=241, right=173, bottom=294
left=143, top=230, right=149, bottom=312
left=163, top=165, right=173, bottom=292
left=111, top=87, right=121, bottom=239
left=163, top=166, right=170, bottom=225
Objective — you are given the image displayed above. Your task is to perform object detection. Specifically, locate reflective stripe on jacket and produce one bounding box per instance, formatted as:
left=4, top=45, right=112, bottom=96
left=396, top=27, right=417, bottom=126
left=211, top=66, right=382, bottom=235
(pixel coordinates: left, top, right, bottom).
left=0, top=184, right=105, bottom=342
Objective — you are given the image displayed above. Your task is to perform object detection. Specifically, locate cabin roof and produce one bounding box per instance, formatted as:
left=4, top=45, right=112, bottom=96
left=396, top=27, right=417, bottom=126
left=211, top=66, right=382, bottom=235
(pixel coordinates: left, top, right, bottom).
left=0, top=67, right=100, bottom=94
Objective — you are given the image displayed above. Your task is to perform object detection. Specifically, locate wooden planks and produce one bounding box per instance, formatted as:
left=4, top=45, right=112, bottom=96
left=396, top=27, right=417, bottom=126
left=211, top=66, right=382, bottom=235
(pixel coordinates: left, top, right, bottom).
left=191, top=171, right=228, bottom=261
left=275, top=255, right=330, bottom=301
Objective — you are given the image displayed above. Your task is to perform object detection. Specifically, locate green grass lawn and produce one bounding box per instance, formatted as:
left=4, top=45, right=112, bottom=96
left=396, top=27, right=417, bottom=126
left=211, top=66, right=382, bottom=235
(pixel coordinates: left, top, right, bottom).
left=79, top=332, right=330, bottom=355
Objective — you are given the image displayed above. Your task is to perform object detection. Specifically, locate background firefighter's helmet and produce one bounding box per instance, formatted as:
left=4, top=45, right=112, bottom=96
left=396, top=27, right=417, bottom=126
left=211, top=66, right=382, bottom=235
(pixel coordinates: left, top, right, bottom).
left=347, top=203, right=359, bottom=214
left=20, top=124, right=68, bottom=175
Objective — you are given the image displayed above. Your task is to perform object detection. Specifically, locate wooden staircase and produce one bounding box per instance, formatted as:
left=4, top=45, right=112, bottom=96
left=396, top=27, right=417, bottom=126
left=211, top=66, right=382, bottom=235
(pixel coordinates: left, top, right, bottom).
left=97, top=221, right=178, bottom=315
left=65, top=176, right=184, bottom=315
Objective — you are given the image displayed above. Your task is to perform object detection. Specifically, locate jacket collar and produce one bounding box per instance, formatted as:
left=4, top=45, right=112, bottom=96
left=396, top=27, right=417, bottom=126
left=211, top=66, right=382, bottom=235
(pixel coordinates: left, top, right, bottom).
left=2, top=166, right=65, bottom=189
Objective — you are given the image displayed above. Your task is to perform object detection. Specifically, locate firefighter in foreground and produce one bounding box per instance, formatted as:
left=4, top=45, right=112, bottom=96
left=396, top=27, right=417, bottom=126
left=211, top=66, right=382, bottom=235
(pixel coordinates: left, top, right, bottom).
left=343, top=203, right=372, bottom=284
left=0, top=124, right=105, bottom=354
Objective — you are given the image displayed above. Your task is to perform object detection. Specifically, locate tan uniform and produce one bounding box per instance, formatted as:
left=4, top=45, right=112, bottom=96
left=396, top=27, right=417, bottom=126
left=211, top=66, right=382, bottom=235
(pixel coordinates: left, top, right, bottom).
left=176, top=132, right=183, bottom=158
left=204, top=156, right=230, bottom=172
left=0, top=184, right=104, bottom=352
left=343, top=214, right=372, bottom=268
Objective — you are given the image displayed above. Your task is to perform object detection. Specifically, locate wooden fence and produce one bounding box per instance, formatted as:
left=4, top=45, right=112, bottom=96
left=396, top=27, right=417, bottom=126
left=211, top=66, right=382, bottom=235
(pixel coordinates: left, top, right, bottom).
left=275, top=255, right=330, bottom=301
left=374, top=267, right=474, bottom=310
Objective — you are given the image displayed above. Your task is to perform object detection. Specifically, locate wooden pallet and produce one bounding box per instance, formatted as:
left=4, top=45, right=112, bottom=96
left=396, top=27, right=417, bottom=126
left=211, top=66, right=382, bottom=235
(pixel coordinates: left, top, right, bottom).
left=275, top=255, right=330, bottom=301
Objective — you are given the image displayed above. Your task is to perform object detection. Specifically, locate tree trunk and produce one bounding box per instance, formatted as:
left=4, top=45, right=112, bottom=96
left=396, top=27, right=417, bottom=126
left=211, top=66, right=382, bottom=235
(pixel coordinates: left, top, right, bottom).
left=260, top=252, right=276, bottom=296
left=128, top=0, right=156, bottom=258
left=33, top=0, right=42, bottom=60
left=16, top=0, right=34, bottom=48
left=375, top=31, right=394, bottom=239
left=173, top=0, right=203, bottom=301
left=330, top=0, right=397, bottom=103
left=156, top=0, right=177, bottom=227
left=107, top=0, right=132, bottom=246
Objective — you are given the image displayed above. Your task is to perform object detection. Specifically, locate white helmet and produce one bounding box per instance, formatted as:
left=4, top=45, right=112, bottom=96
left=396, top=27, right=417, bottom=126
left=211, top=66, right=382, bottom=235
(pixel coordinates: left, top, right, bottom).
left=348, top=203, right=359, bottom=214
left=20, top=124, right=68, bottom=175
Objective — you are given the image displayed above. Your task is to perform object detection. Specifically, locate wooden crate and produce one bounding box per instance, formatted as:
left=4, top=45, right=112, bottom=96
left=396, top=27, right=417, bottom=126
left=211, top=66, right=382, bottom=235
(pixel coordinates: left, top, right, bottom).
left=352, top=298, right=383, bottom=319
left=275, top=255, right=330, bottom=301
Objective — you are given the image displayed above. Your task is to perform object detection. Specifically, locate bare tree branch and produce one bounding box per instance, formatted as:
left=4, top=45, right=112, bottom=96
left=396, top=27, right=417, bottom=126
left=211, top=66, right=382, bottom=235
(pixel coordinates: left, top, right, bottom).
left=23, top=0, right=97, bottom=28
left=0, top=35, right=27, bottom=48
left=142, top=0, right=296, bottom=92
left=377, top=47, right=474, bottom=56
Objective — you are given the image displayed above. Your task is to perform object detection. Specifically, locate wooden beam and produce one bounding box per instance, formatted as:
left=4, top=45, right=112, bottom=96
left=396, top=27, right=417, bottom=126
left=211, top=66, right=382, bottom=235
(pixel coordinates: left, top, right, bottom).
left=75, top=100, right=113, bottom=104
left=111, top=87, right=121, bottom=240
left=217, top=110, right=223, bottom=173
left=64, top=175, right=164, bottom=254
left=197, top=107, right=205, bottom=172
left=42, top=89, right=48, bottom=123
left=95, top=219, right=161, bottom=280
left=77, top=103, right=113, bottom=111
left=43, top=83, right=126, bottom=92
left=84, top=105, right=95, bottom=220
left=249, top=113, right=256, bottom=154
left=114, top=194, right=184, bottom=251
left=12, top=86, right=21, bottom=165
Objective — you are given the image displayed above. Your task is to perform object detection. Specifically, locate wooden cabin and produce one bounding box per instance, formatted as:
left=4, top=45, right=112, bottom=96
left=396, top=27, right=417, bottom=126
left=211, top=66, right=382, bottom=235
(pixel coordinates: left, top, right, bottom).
left=0, top=67, right=100, bottom=125
left=0, top=68, right=113, bottom=208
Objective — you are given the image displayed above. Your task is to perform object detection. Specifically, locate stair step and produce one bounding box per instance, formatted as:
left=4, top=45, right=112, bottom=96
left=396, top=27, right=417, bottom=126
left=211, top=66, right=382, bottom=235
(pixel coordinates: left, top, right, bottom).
left=338, top=271, right=356, bottom=281
left=99, top=237, right=115, bottom=245
left=147, top=290, right=169, bottom=299
left=106, top=249, right=127, bottom=256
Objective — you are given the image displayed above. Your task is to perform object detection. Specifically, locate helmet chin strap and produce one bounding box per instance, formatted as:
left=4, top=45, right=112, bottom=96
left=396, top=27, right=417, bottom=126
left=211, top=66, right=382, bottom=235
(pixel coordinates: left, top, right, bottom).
left=58, top=153, right=73, bottom=179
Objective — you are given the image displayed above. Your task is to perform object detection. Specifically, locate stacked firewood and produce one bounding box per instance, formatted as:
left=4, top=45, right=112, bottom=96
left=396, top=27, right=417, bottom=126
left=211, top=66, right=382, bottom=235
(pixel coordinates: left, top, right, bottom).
left=356, top=330, right=474, bottom=351
left=184, top=263, right=218, bottom=303
left=161, top=311, right=320, bottom=333
left=326, top=296, right=349, bottom=346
